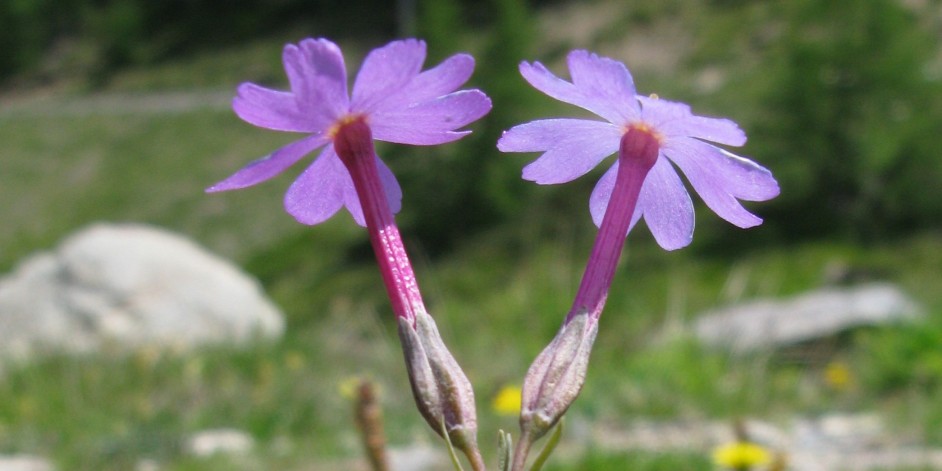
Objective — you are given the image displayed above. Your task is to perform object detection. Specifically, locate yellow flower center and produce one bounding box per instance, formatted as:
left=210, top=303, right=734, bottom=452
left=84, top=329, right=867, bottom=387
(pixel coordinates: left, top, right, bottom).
left=624, top=122, right=664, bottom=144
left=328, top=113, right=368, bottom=139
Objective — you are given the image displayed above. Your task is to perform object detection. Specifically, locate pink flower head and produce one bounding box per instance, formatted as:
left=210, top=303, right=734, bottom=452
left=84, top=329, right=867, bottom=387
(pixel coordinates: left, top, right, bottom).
left=498, top=50, right=779, bottom=250
left=208, top=38, right=492, bottom=226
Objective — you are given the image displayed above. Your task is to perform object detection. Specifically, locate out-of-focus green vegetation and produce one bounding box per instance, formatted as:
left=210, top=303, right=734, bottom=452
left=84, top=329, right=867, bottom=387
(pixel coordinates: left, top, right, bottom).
left=745, top=0, right=942, bottom=242
left=547, top=450, right=711, bottom=470
left=2, top=0, right=942, bottom=469
left=4, top=0, right=940, bottom=249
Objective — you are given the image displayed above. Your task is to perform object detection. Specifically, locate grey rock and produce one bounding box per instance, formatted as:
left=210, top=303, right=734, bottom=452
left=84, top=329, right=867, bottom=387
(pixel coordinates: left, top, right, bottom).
left=388, top=443, right=449, bottom=471
left=0, top=455, right=54, bottom=471
left=694, top=283, right=922, bottom=352
left=0, top=223, right=284, bottom=360
left=186, top=428, right=254, bottom=457
left=318, top=443, right=448, bottom=471
left=591, top=413, right=942, bottom=470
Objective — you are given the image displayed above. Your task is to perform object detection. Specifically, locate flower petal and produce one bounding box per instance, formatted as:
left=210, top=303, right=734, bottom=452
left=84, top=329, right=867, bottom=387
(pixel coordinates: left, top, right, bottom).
left=283, top=38, right=349, bottom=129
left=284, top=146, right=349, bottom=225
left=232, top=83, right=317, bottom=132
left=664, top=138, right=778, bottom=228
left=351, top=39, right=426, bottom=113
left=667, top=138, right=779, bottom=201
left=637, top=157, right=695, bottom=250
left=519, top=54, right=639, bottom=125
left=498, top=119, right=621, bottom=184
left=373, top=53, right=476, bottom=112
left=370, top=90, right=492, bottom=145
left=639, top=97, right=746, bottom=146
left=566, top=50, right=640, bottom=124
left=342, top=171, right=364, bottom=226
left=206, top=134, right=328, bottom=192
left=376, top=156, right=403, bottom=217
left=283, top=148, right=403, bottom=227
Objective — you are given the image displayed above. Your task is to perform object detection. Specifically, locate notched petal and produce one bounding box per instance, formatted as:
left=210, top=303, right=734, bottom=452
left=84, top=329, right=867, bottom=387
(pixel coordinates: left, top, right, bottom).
left=500, top=119, right=620, bottom=184
left=666, top=138, right=779, bottom=201
left=640, top=97, right=746, bottom=146
left=207, top=134, right=327, bottom=192
left=283, top=146, right=349, bottom=225
left=519, top=57, right=639, bottom=124
left=283, top=38, right=349, bottom=122
left=370, top=90, right=492, bottom=145
left=637, top=158, right=695, bottom=250
left=663, top=139, right=777, bottom=228
left=567, top=50, right=639, bottom=122
left=232, top=83, right=314, bottom=132
left=375, top=53, right=476, bottom=112
left=352, top=39, right=427, bottom=112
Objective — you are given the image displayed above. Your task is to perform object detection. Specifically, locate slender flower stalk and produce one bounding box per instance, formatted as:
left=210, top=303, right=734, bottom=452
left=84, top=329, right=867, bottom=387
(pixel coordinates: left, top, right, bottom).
left=568, top=126, right=659, bottom=323
left=333, top=117, right=424, bottom=324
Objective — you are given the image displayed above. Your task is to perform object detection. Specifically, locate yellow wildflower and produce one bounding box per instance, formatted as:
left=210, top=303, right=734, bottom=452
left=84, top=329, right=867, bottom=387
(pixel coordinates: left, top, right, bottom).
left=824, top=360, right=853, bottom=391
left=491, top=385, right=522, bottom=416
left=713, top=441, right=771, bottom=470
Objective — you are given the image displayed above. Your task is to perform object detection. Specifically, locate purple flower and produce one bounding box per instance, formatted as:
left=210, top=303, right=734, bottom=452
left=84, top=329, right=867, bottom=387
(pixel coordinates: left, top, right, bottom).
left=208, top=38, right=492, bottom=226
left=498, top=50, right=779, bottom=250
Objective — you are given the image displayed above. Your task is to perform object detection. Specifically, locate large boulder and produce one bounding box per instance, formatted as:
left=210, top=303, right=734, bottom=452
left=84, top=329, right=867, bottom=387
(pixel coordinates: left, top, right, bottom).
left=694, top=283, right=923, bottom=353
left=0, top=223, right=284, bottom=359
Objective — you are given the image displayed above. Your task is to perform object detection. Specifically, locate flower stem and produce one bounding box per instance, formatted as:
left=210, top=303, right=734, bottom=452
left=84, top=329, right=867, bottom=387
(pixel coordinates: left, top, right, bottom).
left=566, top=127, right=659, bottom=324
left=510, top=431, right=534, bottom=471
left=334, top=118, right=425, bottom=325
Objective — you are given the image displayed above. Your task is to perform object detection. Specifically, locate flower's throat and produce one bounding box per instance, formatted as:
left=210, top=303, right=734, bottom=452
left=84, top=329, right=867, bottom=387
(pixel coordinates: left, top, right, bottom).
left=620, top=124, right=661, bottom=169
left=332, top=114, right=371, bottom=166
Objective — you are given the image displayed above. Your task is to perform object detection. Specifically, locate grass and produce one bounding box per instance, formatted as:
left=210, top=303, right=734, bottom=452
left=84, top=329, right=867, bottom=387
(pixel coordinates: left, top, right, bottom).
left=1, top=217, right=939, bottom=469
left=2, top=11, right=942, bottom=470
left=547, top=449, right=711, bottom=470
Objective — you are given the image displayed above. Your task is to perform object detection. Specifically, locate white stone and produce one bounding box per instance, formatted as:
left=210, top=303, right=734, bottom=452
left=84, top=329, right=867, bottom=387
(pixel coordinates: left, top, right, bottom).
left=590, top=413, right=942, bottom=470
left=0, top=455, right=54, bottom=471
left=186, top=428, right=254, bottom=457
left=0, top=223, right=284, bottom=359
left=694, top=283, right=922, bottom=352
left=388, top=443, right=448, bottom=471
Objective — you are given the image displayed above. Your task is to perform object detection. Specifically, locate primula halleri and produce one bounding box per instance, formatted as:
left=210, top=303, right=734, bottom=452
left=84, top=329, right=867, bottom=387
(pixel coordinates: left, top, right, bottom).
left=208, top=38, right=490, bottom=470
left=208, top=38, right=491, bottom=226
left=499, top=50, right=778, bottom=471
left=498, top=50, right=779, bottom=250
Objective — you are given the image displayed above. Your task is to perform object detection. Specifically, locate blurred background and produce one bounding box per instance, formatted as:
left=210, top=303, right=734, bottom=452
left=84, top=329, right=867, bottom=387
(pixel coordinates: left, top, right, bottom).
left=1, top=0, right=941, bottom=469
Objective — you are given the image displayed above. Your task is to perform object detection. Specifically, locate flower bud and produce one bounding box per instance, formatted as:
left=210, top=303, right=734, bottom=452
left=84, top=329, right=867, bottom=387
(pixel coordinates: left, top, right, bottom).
left=519, top=310, right=598, bottom=440
left=398, top=309, right=481, bottom=459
